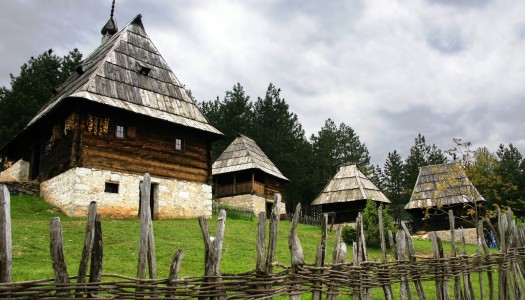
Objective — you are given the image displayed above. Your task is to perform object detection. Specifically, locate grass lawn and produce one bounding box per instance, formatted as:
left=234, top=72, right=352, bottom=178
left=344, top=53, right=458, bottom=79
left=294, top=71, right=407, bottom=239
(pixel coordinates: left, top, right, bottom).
left=8, top=195, right=491, bottom=299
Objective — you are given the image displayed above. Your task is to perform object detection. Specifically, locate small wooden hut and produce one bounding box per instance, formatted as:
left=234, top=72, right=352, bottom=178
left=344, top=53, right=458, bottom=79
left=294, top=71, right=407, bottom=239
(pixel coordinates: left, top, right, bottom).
left=212, top=134, right=289, bottom=216
left=404, top=162, right=485, bottom=232
left=311, top=164, right=390, bottom=224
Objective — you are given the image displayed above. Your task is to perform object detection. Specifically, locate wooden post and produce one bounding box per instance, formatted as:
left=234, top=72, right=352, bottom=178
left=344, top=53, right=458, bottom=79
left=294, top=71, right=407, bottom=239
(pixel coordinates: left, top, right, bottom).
left=378, top=205, right=393, bottom=300
left=77, top=201, right=97, bottom=289
left=460, top=229, right=474, bottom=300
left=256, top=212, right=267, bottom=274
left=168, top=249, right=184, bottom=284
left=199, top=209, right=226, bottom=300
left=266, top=193, right=281, bottom=274
left=397, top=230, right=412, bottom=300
left=137, top=173, right=156, bottom=280
left=449, top=210, right=461, bottom=299
left=50, top=217, right=70, bottom=297
left=0, top=184, right=11, bottom=283
left=89, top=214, right=103, bottom=283
left=288, top=203, right=305, bottom=300
left=401, top=222, right=426, bottom=300
left=312, top=213, right=328, bottom=300
left=431, top=233, right=444, bottom=300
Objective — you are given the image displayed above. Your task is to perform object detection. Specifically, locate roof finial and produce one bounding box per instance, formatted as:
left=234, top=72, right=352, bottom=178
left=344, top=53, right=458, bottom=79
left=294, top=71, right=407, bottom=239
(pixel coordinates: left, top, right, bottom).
left=101, top=0, right=118, bottom=43
left=110, top=0, right=115, bottom=19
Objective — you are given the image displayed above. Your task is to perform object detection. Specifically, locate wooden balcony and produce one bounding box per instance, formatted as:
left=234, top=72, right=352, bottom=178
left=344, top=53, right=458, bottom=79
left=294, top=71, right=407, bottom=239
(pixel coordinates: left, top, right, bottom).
left=215, top=181, right=284, bottom=201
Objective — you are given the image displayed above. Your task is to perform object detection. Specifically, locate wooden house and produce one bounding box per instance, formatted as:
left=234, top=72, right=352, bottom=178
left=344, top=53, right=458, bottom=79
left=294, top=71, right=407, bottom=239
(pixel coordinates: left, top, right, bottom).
left=404, top=162, right=485, bottom=232
left=311, top=164, right=390, bottom=224
left=0, top=14, right=222, bottom=218
left=212, top=134, right=288, bottom=216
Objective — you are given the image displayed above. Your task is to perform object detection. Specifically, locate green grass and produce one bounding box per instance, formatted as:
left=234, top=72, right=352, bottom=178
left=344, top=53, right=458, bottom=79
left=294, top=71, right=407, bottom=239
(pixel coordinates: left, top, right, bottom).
left=9, top=195, right=484, bottom=285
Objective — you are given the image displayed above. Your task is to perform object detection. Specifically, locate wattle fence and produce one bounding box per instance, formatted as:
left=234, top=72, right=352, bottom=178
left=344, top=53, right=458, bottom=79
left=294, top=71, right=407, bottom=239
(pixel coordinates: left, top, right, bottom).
left=1, top=175, right=525, bottom=299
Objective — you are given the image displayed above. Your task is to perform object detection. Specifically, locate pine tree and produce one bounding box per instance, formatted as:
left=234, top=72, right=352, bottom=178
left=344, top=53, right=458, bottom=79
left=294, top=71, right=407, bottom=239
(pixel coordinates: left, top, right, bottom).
left=0, top=48, right=83, bottom=148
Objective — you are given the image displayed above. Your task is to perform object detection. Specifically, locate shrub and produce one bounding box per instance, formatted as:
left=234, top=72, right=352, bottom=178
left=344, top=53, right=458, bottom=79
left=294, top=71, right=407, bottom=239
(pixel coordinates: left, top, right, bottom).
left=362, top=200, right=396, bottom=248
left=342, top=226, right=357, bottom=245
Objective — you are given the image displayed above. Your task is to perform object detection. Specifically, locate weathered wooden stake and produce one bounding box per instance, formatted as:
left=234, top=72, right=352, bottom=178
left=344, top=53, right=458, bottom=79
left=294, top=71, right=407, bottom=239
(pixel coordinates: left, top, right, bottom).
left=460, top=229, right=474, bottom=300
left=397, top=230, right=412, bottom=300
left=256, top=212, right=267, bottom=275
left=478, top=220, right=493, bottom=300
left=448, top=210, right=462, bottom=299
left=312, top=213, right=328, bottom=300
left=89, top=214, right=103, bottom=284
left=378, top=205, right=393, bottom=300
left=0, top=184, right=11, bottom=283
left=50, top=217, right=70, bottom=297
left=77, top=201, right=97, bottom=289
left=266, top=193, right=281, bottom=274
left=168, top=249, right=185, bottom=283
left=288, top=203, right=305, bottom=300
left=401, top=221, right=426, bottom=300
left=137, top=173, right=156, bottom=280
left=199, top=209, right=226, bottom=300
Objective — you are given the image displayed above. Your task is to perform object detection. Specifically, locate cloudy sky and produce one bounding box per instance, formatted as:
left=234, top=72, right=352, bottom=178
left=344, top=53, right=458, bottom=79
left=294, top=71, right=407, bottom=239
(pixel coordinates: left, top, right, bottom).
left=1, top=0, right=524, bottom=165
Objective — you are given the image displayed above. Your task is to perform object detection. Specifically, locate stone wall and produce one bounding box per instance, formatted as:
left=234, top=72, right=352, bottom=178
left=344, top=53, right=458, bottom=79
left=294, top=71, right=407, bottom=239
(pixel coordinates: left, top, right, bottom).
left=0, top=159, right=29, bottom=182
left=0, top=181, right=40, bottom=196
left=413, top=228, right=478, bottom=245
left=40, top=167, right=212, bottom=219
left=215, top=194, right=286, bottom=215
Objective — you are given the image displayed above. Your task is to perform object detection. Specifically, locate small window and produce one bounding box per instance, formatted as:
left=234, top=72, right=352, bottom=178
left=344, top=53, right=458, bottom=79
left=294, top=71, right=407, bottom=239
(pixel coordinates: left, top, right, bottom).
left=116, top=125, right=126, bottom=139
left=175, top=138, right=184, bottom=150
left=105, top=182, right=119, bottom=193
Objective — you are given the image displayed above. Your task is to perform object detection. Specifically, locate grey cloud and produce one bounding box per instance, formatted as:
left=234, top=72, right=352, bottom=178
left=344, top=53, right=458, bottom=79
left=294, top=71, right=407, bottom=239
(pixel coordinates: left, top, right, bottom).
left=426, top=27, right=465, bottom=54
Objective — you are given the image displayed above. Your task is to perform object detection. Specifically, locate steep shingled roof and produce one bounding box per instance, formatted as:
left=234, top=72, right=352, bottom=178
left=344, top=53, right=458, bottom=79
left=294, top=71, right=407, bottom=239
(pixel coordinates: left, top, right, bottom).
left=404, top=162, right=485, bottom=210
left=311, top=164, right=390, bottom=205
left=212, top=134, right=289, bottom=181
left=26, top=14, right=221, bottom=136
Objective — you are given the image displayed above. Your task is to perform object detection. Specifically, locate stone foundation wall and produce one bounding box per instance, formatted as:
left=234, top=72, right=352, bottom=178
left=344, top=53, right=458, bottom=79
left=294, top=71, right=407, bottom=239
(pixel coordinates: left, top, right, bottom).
left=0, top=160, right=29, bottom=182
left=215, top=194, right=286, bottom=215
left=40, top=167, right=212, bottom=219
left=414, top=228, right=478, bottom=245
left=0, top=181, right=40, bottom=196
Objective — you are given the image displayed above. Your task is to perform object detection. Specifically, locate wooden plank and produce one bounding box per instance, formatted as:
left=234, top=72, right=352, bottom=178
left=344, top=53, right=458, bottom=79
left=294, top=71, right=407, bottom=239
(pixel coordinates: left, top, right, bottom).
left=0, top=185, right=11, bottom=283
left=137, top=173, right=153, bottom=280
left=50, top=217, right=71, bottom=297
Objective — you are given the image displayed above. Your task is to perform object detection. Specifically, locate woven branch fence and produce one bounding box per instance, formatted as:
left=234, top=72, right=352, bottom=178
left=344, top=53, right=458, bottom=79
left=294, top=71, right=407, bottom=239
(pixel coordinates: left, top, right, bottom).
left=1, top=176, right=525, bottom=299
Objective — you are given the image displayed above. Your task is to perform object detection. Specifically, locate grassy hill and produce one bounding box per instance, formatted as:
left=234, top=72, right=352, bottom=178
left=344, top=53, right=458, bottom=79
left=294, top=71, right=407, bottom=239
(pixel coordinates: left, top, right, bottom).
left=9, top=195, right=479, bottom=282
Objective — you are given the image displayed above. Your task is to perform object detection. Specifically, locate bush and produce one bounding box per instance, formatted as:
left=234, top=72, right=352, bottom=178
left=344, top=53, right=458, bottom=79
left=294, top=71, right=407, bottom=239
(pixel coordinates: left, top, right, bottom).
left=362, top=200, right=397, bottom=248
left=342, top=226, right=357, bottom=245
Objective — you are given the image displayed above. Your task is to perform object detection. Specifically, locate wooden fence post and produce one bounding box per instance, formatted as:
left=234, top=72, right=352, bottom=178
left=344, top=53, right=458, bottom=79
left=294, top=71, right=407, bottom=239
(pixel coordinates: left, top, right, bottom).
left=401, top=221, right=426, bottom=300
left=0, top=184, right=11, bottom=283
left=50, top=217, right=70, bottom=297
left=76, top=201, right=97, bottom=292
left=288, top=203, right=305, bottom=300
left=256, top=212, right=267, bottom=275
left=378, top=205, right=393, bottom=300
left=199, top=209, right=226, bottom=300
left=137, top=173, right=156, bottom=280
left=396, top=230, right=411, bottom=300
left=448, top=210, right=462, bottom=300
left=312, top=213, right=328, bottom=300
left=266, top=193, right=281, bottom=274
left=89, top=214, right=103, bottom=284
left=327, top=225, right=344, bottom=300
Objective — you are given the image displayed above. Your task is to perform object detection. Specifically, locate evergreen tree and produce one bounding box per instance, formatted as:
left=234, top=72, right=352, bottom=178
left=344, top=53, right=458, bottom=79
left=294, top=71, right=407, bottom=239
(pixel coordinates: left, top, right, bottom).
left=402, top=134, right=447, bottom=200
left=495, top=143, right=525, bottom=215
left=0, top=48, right=82, bottom=148
left=310, top=118, right=371, bottom=194
left=249, top=83, right=313, bottom=212
left=362, top=200, right=396, bottom=248
left=382, top=150, right=409, bottom=221
left=200, top=83, right=253, bottom=160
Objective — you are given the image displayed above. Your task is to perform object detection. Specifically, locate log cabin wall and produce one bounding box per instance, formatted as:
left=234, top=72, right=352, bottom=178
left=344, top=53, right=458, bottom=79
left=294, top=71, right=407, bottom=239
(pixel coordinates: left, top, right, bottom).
left=77, top=105, right=212, bottom=183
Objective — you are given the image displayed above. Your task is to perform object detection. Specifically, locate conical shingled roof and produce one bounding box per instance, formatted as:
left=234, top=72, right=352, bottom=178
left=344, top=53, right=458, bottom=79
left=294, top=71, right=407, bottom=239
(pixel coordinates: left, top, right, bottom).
left=26, top=14, right=221, bottom=137
left=212, top=134, right=289, bottom=181
left=311, top=164, right=390, bottom=205
left=404, top=162, right=485, bottom=210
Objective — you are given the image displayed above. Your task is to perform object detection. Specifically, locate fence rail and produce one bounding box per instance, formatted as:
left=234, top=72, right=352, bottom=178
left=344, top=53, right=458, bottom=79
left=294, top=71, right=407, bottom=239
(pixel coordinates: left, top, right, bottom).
left=1, top=178, right=524, bottom=299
